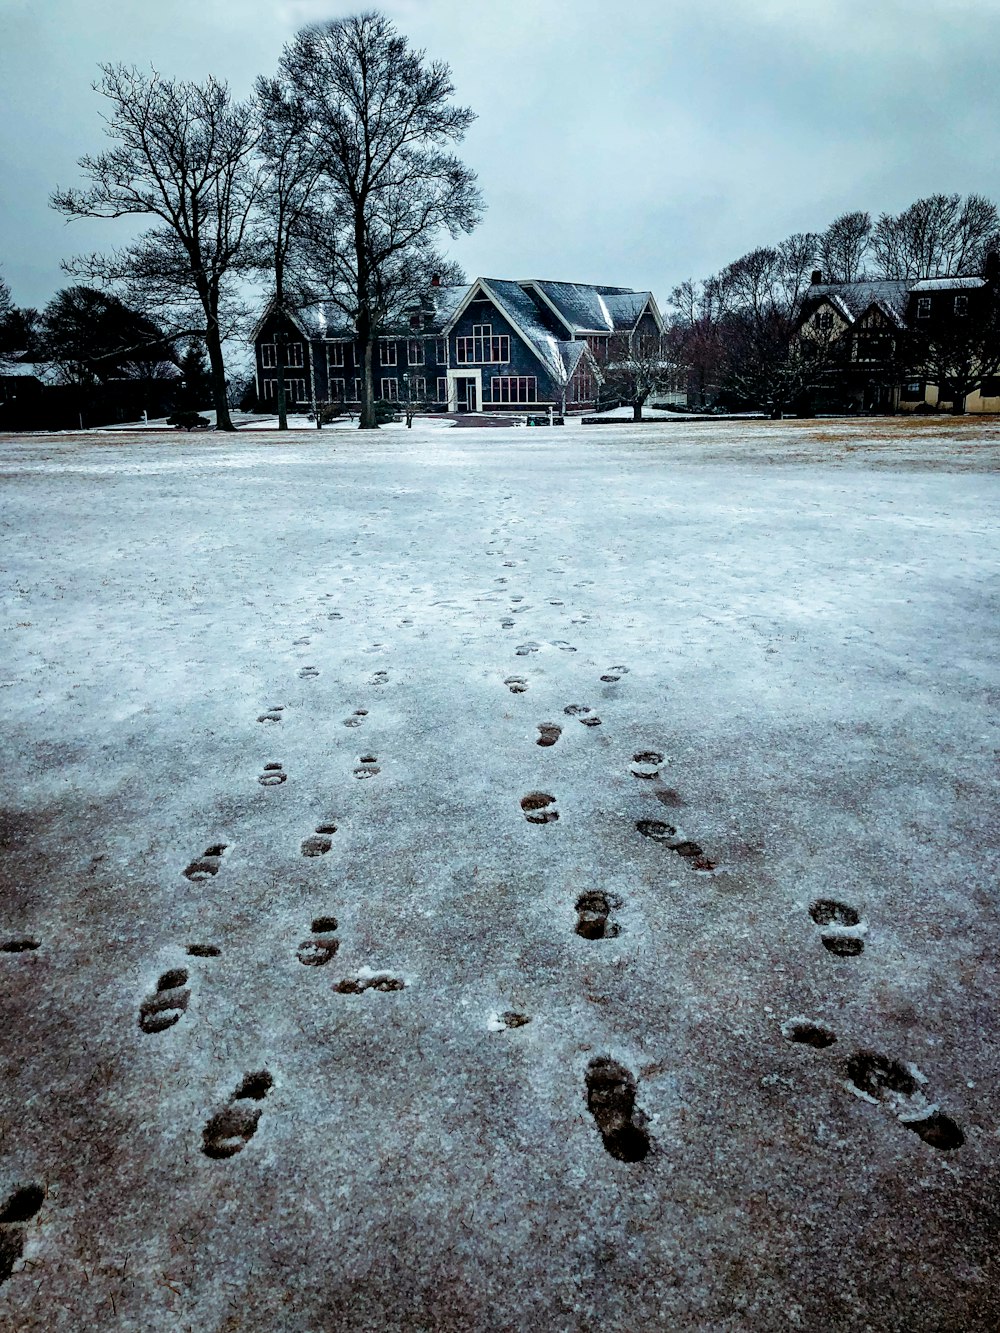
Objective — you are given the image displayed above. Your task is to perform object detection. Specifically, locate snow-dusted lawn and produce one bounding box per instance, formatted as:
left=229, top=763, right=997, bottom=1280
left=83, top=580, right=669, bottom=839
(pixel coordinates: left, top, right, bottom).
left=1, top=417, right=998, bottom=1330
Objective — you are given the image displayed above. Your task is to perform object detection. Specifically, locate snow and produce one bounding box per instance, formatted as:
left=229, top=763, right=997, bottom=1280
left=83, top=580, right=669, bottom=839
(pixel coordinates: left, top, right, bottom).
left=1, top=415, right=999, bottom=1330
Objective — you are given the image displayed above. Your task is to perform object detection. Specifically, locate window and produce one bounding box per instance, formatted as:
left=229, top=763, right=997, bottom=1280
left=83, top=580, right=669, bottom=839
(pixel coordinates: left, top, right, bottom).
left=286, top=342, right=304, bottom=368
left=409, top=313, right=422, bottom=330
left=571, top=373, right=594, bottom=403
left=378, top=339, right=397, bottom=366
left=261, top=377, right=277, bottom=399
left=286, top=378, right=307, bottom=402
left=436, top=338, right=446, bottom=363
left=954, top=295, right=969, bottom=317
left=901, top=381, right=925, bottom=401
left=491, top=376, right=537, bottom=403
left=856, top=334, right=890, bottom=362
left=261, top=343, right=277, bottom=368
left=916, top=296, right=932, bottom=319
left=352, top=378, right=362, bottom=401
left=456, top=324, right=511, bottom=364
left=380, top=378, right=399, bottom=401
left=407, top=375, right=426, bottom=399
left=816, top=311, right=833, bottom=331
left=407, top=339, right=425, bottom=366
left=329, top=378, right=346, bottom=401
left=437, top=377, right=448, bottom=401
left=327, top=343, right=345, bottom=368
left=586, top=335, right=608, bottom=356
left=980, top=376, right=1000, bottom=397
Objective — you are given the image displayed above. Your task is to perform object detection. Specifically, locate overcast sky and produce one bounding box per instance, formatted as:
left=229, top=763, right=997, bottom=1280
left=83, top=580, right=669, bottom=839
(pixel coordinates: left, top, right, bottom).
left=2, top=0, right=999, bottom=311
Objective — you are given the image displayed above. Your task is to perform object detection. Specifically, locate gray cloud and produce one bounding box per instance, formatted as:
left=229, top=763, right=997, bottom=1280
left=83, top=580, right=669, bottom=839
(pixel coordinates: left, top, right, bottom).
left=2, top=0, right=998, bottom=310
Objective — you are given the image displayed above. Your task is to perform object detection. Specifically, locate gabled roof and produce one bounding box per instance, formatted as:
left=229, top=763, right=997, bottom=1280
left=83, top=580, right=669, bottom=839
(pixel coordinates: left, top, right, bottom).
left=525, top=280, right=662, bottom=335
left=806, top=279, right=910, bottom=326
left=910, top=276, right=987, bottom=292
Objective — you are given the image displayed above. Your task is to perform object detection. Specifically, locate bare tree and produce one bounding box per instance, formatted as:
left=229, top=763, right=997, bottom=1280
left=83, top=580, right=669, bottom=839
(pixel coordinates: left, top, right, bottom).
left=819, top=210, right=871, bottom=283
left=253, top=77, right=327, bottom=431
left=52, top=65, right=261, bottom=430
left=276, top=12, right=483, bottom=429
left=872, top=194, right=1000, bottom=280
left=666, top=278, right=725, bottom=408
left=594, top=330, right=669, bottom=420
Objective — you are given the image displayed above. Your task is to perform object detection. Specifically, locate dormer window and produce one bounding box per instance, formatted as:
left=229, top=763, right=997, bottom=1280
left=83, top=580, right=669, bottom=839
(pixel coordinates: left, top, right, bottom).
left=917, top=297, right=932, bottom=319
left=954, top=295, right=969, bottom=317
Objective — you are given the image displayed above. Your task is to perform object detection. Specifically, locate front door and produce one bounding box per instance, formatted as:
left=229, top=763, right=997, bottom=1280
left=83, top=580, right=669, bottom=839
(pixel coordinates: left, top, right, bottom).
left=457, top=376, right=477, bottom=412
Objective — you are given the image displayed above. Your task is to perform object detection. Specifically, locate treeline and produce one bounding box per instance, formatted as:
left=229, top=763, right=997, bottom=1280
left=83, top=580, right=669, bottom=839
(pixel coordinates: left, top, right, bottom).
left=667, top=193, right=1000, bottom=413
left=35, top=13, right=482, bottom=431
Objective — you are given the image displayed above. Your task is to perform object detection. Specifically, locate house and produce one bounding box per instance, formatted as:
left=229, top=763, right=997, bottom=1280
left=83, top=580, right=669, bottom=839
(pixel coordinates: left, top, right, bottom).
left=796, top=252, right=1000, bottom=413
left=249, top=277, right=664, bottom=415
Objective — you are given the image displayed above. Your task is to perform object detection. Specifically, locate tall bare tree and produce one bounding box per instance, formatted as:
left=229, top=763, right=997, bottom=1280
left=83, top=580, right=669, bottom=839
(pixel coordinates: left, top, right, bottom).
left=666, top=278, right=725, bottom=409
left=819, top=210, right=871, bottom=283
left=253, top=77, right=327, bottom=430
left=275, top=12, right=483, bottom=429
left=872, top=193, right=1000, bottom=280
left=594, top=330, right=669, bottom=420
left=52, top=66, right=261, bottom=431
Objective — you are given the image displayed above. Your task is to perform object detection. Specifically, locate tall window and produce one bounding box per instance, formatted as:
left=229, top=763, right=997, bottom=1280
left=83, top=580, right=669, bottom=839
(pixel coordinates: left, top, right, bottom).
left=261, top=377, right=277, bottom=398
left=261, top=343, right=277, bottom=368
left=917, top=297, right=932, bottom=319
left=571, top=372, right=593, bottom=403
left=407, top=339, right=425, bottom=366
left=437, top=377, right=448, bottom=401
left=328, top=343, right=345, bottom=368
left=380, top=378, right=399, bottom=401
left=954, top=295, right=969, bottom=316
left=491, top=376, right=537, bottom=403
left=352, top=378, right=362, bottom=401
left=286, top=342, right=304, bottom=368
left=456, top=323, right=510, bottom=364
left=436, top=337, right=447, bottom=363
left=379, top=338, right=398, bottom=366
left=329, top=378, right=346, bottom=401
left=408, top=375, right=427, bottom=399
left=286, top=378, right=307, bottom=401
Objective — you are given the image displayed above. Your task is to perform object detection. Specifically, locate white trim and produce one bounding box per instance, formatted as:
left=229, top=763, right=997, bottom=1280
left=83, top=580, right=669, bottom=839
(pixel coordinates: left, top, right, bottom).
left=446, top=367, right=482, bottom=413
left=443, top=279, right=558, bottom=381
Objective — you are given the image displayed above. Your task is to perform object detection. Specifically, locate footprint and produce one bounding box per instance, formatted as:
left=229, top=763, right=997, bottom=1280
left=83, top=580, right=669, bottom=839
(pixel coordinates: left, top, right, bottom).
left=343, top=709, right=368, bottom=728
left=258, top=761, right=287, bottom=787
left=635, top=821, right=716, bottom=870
left=257, top=705, right=284, bottom=723
left=187, top=943, right=220, bottom=958
left=536, top=723, right=561, bottom=748
left=202, top=1071, right=274, bottom=1160
left=301, top=824, right=337, bottom=856
left=488, top=1010, right=531, bottom=1031
left=520, top=792, right=559, bottom=824
left=631, top=750, right=664, bottom=779
left=552, top=640, right=577, bottom=652
left=600, top=665, right=629, bottom=683
left=501, top=618, right=515, bottom=629
left=809, top=899, right=866, bottom=956
left=1, top=938, right=40, bottom=953
left=370, top=670, right=389, bottom=686
left=293, top=637, right=311, bottom=646
left=334, top=971, right=406, bottom=993
left=354, top=755, right=379, bottom=779
left=183, top=843, right=228, bottom=882
left=0, top=1183, right=44, bottom=1286
left=655, top=788, right=685, bottom=808
left=846, top=1051, right=964, bottom=1151
left=296, top=916, right=340, bottom=966
left=327, top=611, right=343, bottom=620
left=299, top=666, right=320, bottom=680
left=139, top=968, right=190, bottom=1034
left=781, top=1017, right=837, bottom=1048
left=585, top=1058, right=651, bottom=1162
left=575, top=891, right=622, bottom=940
left=504, top=676, right=528, bottom=694
left=564, top=704, right=601, bottom=726
left=515, top=641, right=540, bottom=657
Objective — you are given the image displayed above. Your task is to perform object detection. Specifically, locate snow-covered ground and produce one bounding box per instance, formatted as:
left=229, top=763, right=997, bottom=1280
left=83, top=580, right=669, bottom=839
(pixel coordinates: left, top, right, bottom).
left=1, top=416, right=999, bottom=1331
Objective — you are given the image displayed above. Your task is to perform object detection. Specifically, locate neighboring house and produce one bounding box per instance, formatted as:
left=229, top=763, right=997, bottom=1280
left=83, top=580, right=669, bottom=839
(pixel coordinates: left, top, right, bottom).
left=0, top=354, right=181, bottom=430
left=796, top=252, right=1000, bottom=413
left=249, top=277, right=664, bottom=414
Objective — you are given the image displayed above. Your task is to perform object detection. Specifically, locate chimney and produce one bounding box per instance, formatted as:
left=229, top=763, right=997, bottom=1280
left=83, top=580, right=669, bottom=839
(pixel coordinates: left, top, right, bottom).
left=431, top=273, right=441, bottom=287
left=985, top=250, right=1000, bottom=283
left=811, top=269, right=823, bottom=284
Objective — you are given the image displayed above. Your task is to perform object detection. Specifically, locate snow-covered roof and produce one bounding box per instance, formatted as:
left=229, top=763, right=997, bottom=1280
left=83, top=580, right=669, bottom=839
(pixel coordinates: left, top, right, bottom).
left=807, top=279, right=911, bottom=325
left=525, top=281, right=654, bottom=334
left=0, top=358, right=64, bottom=386
left=910, top=276, right=987, bottom=292
left=475, top=280, right=569, bottom=381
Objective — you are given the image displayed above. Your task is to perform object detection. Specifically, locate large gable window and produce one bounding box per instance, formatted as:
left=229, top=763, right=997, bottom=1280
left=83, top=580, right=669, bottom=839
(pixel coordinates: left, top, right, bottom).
left=456, top=323, right=510, bottom=364
left=491, top=376, right=536, bottom=403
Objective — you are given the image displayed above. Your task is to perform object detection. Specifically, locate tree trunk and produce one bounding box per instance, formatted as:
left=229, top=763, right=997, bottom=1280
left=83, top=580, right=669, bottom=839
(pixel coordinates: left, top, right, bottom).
left=276, top=337, right=288, bottom=431
left=951, top=392, right=967, bottom=415
left=632, top=401, right=642, bottom=420
left=360, top=331, right=377, bottom=429
left=204, top=318, right=235, bottom=431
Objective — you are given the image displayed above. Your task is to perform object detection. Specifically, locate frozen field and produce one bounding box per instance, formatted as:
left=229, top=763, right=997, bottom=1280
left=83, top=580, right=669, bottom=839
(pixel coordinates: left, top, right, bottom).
left=1, top=416, right=999, bottom=1331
